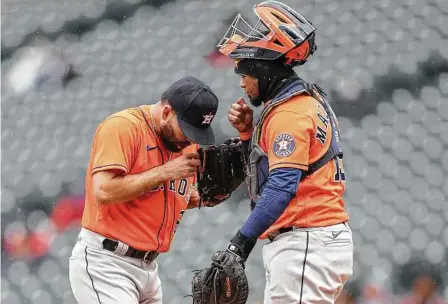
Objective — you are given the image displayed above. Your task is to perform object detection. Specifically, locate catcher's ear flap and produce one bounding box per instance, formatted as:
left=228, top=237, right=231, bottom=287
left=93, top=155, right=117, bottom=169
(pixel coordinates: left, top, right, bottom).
left=218, top=144, right=232, bottom=191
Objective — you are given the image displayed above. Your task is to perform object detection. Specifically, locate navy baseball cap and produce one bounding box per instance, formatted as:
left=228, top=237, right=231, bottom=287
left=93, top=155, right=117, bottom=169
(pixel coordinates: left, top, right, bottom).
left=163, top=76, right=219, bottom=145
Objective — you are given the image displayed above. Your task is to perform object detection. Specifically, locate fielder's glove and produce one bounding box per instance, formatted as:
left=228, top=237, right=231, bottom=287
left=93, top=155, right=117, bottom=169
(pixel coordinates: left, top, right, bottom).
left=191, top=249, right=249, bottom=304
left=196, top=137, right=246, bottom=207
left=190, top=231, right=256, bottom=304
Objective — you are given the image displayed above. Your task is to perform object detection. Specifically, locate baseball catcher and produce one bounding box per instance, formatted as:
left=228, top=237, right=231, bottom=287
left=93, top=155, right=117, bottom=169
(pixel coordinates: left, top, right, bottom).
left=192, top=1, right=354, bottom=303
left=196, top=137, right=246, bottom=207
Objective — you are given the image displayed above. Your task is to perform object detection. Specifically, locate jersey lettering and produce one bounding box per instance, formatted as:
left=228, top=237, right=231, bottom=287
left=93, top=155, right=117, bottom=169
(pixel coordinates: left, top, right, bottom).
left=169, top=179, right=189, bottom=197
left=317, top=112, right=329, bottom=129
left=316, top=126, right=327, bottom=145
left=169, top=180, right=176, bottom=191
left=178, top=179, right=187, bottom=196
left=151, top=179, right=189, bottom=197
left=316, top=103, right=330, bottom=146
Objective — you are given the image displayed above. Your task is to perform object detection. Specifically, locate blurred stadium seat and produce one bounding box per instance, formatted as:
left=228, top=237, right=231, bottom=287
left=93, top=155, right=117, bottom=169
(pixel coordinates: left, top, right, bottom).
left=2, top=0, right=448, bottom=303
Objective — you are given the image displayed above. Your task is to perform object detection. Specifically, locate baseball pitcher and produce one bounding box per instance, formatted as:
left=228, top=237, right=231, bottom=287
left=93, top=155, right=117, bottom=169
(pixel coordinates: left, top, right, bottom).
left=69, top=76, right=246, bottom=304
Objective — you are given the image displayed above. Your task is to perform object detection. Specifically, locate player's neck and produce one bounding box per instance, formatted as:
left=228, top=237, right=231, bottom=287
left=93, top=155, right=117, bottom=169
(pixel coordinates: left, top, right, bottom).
left=148, top=104, right=162, bottom=136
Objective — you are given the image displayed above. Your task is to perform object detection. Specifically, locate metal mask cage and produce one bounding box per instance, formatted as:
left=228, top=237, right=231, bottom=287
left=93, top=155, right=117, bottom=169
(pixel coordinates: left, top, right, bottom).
left=217, top=13, right=270, bottom=48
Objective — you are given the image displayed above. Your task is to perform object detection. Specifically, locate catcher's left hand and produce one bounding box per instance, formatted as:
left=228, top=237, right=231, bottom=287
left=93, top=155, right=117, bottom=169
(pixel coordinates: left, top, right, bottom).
left=191, top=249, right=249, bottom=304
left=196, top=137, right=246, bottom=207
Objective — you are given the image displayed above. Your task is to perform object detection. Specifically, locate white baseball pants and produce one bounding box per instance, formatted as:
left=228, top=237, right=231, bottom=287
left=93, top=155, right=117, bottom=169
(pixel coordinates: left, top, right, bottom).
left=69, top=228, right=162, bottom=304
left=263, top=223, right=354, bottom=304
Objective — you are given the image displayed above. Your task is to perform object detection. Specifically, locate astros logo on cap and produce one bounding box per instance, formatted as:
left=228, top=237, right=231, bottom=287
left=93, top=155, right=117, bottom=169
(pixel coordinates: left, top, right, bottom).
left=201, top=113, right=214, bottom=125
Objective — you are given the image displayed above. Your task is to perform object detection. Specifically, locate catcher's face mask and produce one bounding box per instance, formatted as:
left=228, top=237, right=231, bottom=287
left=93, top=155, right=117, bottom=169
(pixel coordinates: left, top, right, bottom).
left=217, top=0, right=317, bottom=67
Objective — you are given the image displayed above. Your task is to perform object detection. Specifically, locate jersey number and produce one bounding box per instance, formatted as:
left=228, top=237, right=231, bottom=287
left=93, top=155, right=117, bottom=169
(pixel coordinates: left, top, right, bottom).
left=333, top=157, right=346, bottom=182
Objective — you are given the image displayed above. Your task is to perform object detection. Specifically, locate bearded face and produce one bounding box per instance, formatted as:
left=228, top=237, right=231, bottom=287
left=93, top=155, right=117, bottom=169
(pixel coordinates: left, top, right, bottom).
left=160, top=117, right=191, bottom=152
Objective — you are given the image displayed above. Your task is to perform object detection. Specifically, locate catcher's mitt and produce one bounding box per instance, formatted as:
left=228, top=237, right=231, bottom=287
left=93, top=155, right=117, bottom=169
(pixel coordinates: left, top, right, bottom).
left=197, top=137, right=246, bottom=207
left=191, top=250, right=249, bottom=304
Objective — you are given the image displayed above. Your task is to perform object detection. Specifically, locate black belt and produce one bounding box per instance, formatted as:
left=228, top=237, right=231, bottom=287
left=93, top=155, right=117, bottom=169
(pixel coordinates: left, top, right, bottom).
left=267, top=222, right=350, bottom=242
left=102, top=239, right=159, bottom=262
left=267, top=227, right=293, bottom=242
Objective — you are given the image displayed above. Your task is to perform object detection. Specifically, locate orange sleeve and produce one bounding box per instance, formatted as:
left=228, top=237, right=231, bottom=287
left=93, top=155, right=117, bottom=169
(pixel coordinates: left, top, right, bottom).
left=91, top=117, right=139, bottom=175
left=264, top=111, right=314, bottom=171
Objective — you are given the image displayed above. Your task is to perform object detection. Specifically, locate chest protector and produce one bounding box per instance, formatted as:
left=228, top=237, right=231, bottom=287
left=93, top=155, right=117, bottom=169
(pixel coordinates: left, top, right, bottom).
left=247, top=79, right=343, bottom=203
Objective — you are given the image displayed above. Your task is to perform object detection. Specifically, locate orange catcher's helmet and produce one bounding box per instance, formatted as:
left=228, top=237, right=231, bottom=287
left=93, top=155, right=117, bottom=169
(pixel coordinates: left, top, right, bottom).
left=217, top=1, right=317, bottom=66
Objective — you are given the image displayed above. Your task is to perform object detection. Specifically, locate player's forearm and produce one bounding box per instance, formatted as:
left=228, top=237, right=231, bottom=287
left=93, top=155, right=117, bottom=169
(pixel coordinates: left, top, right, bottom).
left=95, top=166, right=167, bottom=204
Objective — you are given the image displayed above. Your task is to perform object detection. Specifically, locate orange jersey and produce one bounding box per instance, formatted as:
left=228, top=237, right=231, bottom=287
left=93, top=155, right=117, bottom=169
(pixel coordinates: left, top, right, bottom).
left=81, top=105, right=198, bottom=252
left=258, top=94, right=349, bottom=239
